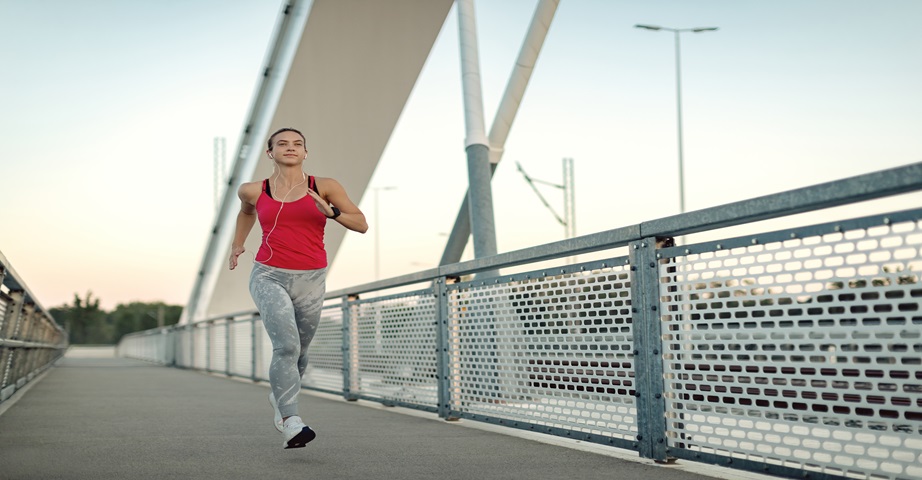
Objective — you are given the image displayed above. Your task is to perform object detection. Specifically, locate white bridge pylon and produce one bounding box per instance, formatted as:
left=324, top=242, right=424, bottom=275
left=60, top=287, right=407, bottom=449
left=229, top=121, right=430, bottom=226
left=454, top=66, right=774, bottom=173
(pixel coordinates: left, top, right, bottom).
left=182, top=0, right=455, bottom=323
left=182, top=0, right=558, bottom=323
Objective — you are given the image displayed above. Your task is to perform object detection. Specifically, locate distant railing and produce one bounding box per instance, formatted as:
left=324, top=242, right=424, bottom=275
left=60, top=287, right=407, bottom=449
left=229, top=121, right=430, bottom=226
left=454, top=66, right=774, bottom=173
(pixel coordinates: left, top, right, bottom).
left=0, top=252, right=68, bottom=405
left=119, top=162, right=922, bottom=480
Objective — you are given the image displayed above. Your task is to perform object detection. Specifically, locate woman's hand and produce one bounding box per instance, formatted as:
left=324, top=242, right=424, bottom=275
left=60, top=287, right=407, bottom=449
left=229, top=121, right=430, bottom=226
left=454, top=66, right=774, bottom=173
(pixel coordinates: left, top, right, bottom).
left=306, top=188, right=334, bottom=217
left=309, top=177, right=368, bottom=233
left=229, top=245, right=246, bottom=270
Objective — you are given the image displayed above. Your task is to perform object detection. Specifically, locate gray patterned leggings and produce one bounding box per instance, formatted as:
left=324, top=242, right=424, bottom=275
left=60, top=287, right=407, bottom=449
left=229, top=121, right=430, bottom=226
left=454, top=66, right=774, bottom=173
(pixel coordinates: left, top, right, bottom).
left=249, top=262, right=326, bottom=418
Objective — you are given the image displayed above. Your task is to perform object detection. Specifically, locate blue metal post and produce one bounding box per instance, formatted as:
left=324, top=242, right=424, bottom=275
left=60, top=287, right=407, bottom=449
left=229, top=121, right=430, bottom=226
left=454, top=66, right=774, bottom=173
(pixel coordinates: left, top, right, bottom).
left=435, top=276, right=458, bottom=420
left=629, top=237, right=669, bottom=461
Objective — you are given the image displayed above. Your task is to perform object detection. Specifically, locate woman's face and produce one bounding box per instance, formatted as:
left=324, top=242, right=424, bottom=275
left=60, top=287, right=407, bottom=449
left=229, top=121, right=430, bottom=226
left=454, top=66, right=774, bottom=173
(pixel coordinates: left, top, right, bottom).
left=267, top=131, right=307, bottom=165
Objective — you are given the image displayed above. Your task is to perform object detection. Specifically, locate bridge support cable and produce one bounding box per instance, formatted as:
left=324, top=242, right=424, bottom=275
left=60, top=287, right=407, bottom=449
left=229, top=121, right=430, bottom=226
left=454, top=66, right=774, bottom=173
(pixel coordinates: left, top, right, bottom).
left=562, top=156, right=575, bottom=240
left=440, top=0, right=559, bottom=267
left=514, top=159, right=575, bottom=233
left=515, top=157, right=576, bottom=261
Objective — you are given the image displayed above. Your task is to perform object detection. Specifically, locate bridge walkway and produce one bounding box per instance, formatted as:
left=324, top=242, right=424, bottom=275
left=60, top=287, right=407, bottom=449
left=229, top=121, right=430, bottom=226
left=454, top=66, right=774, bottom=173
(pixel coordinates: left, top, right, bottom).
left=0, top=348, right=746, bottom=480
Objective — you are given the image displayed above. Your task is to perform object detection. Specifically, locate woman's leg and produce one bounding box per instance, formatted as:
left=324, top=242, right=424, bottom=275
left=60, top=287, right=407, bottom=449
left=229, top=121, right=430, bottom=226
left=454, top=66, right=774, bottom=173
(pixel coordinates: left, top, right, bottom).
left=289, top=268, right=326, bottom=378
left=250, top=264, right=302, bottom=419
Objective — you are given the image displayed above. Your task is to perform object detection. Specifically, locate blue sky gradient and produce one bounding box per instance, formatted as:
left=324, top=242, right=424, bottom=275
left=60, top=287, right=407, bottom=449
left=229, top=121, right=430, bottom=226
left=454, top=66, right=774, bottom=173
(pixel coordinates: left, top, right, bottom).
left=1, top=0, right=920, bottom=310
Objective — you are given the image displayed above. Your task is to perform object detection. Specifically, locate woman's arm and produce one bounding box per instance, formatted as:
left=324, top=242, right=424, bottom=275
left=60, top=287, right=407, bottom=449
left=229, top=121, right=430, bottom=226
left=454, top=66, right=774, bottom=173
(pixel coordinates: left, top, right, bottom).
left=229, top=182, right=260, bottom=269
left=309, top=177, right=368, bottom=234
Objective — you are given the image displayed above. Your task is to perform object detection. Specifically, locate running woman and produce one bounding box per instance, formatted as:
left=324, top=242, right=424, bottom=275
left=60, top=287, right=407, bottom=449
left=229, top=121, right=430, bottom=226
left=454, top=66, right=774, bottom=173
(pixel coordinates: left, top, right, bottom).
left=228, top=127, right=367, bottom=448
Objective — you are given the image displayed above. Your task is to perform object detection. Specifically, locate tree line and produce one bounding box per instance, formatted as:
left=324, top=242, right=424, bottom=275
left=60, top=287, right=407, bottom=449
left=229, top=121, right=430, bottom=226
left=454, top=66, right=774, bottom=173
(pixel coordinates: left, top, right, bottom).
left=49, top=291, right=182, bottom=345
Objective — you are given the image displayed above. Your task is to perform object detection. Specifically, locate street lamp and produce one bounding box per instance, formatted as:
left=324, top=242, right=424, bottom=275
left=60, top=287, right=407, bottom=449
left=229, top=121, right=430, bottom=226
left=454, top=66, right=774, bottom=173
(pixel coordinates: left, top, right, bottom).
left=371, top=186, right=396, bottom=280
left=635, top=24, right=718, bottom=213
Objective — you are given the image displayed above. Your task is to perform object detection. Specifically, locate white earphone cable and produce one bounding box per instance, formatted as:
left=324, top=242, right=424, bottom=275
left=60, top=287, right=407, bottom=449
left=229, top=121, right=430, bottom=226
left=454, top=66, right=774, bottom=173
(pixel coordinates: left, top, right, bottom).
left=255, top=170, right=307, bottom=264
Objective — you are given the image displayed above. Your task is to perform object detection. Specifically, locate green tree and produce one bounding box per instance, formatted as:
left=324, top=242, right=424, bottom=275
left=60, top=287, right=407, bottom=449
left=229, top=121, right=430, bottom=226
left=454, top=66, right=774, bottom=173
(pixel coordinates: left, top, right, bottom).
left=50, top=291, right=109, bottom=344
left=50, top=294, right=184, bottom=344
left=109, top=302, right=182, bottom=340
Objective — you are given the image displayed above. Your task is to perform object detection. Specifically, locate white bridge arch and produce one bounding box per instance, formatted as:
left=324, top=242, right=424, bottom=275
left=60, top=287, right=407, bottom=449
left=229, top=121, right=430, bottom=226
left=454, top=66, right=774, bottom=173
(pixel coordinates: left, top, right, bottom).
left=183, top=0, right=456, bottom=322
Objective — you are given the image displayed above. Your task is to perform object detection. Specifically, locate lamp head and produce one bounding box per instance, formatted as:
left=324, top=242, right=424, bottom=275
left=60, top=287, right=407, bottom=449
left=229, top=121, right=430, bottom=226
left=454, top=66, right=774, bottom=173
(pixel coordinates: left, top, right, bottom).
left=634, top=24, right=661, bottom=31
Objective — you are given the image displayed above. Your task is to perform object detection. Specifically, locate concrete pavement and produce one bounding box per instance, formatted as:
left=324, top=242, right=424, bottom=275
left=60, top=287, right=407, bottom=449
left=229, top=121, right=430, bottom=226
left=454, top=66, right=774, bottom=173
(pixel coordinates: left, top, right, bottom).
left=0, top=348, right=743, bottom=480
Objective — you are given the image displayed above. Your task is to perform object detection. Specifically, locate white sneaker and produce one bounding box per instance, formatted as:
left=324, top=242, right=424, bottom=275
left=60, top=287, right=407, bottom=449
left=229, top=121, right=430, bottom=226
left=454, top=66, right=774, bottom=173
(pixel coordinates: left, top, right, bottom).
left=282, top=416, right=316, bottom=449
left=268, top=391, right=283, bottom=433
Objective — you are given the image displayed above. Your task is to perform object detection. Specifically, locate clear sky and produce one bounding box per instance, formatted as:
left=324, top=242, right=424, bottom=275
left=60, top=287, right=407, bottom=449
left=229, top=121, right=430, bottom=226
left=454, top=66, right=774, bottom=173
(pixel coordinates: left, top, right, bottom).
left=1, top=0, right=920, bottom=311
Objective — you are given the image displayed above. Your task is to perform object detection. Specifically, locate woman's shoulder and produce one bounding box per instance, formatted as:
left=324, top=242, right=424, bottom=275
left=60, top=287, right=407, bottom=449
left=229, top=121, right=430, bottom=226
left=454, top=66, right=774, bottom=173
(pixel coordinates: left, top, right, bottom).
left=313, top=176, right=342, bottom=188
left=312, top=176, right=343, bottom=196
left=238, top=180, right=264, bottom=203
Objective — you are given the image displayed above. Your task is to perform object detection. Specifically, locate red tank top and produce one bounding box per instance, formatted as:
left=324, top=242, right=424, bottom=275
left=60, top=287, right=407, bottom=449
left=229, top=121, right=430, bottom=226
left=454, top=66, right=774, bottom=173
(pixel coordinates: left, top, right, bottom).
left=254, top=177, right=327, bottom=269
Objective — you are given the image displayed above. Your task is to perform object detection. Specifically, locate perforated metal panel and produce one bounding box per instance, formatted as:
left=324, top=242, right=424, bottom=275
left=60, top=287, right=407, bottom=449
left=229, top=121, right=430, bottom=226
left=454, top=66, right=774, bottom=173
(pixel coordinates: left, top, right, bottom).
left=0, top=297, right=7, bottom=392
left=112, top=169, right=922, bottom=480
left=0, top=348, right=11, bottom=391
left=128, top=333, right=162, bottom=363
left=660, top=215, right=922, bottom=480
left=210, top=322, right=227, bottom=373
left=149, top=333, right=167, bottom=363
left=192, top=326, right=207, bottom=370
left=0, top=297, right=7, bottom=330
left=185, top=328, right=197, bottom=369
left=301, top=302, right=344, bottom=392
left=174, top=329, right=192, bottom=368
left=255, top=322, right=271, bottom=382
left=349, top=289, right=439, bottom=408
left=229, top=319, right=253, bottom=378
left=446, top=259, right=638, bottom=443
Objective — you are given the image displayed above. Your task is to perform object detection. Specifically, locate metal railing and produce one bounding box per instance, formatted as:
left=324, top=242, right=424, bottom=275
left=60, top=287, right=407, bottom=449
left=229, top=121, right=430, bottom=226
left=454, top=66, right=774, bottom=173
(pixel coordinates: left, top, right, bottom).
left=0, top=251, right=68, bottom=404
left=119, top=162, right=922, bottom=480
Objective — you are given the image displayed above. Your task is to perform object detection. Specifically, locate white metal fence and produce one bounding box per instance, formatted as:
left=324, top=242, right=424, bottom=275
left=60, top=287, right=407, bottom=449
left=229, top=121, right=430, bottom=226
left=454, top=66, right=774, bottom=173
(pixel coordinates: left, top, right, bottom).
left=119, top=163, right=922, bottom=480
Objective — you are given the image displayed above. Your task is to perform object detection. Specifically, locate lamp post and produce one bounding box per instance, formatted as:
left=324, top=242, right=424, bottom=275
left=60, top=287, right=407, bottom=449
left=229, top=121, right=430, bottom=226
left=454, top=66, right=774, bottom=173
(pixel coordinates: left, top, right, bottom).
left=635, top=24, right=718, bottom=213
left=372, top=186, right=396, bottom=280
